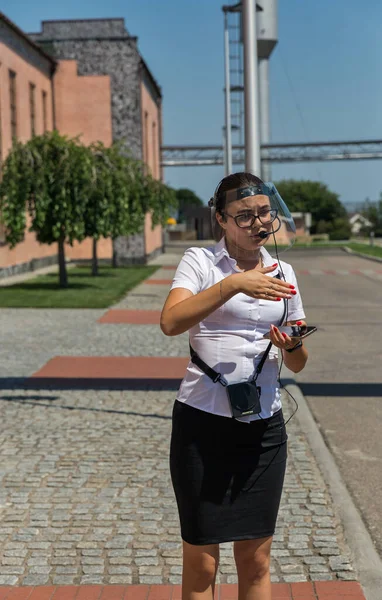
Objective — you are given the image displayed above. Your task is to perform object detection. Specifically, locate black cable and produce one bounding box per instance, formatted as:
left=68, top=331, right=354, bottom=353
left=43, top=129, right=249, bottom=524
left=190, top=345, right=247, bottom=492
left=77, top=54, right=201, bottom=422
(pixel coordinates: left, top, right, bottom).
left=273, top=231, right=299, bottom=426
left=241, top=234, right=300, bottom=494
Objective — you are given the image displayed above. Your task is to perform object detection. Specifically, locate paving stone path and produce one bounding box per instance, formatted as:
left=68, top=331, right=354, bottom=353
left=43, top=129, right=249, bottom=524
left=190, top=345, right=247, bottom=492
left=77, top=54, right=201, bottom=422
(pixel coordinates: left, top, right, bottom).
left=0, top=248, right=357, bottom=586
left=0, top=387, right=355, bottom=586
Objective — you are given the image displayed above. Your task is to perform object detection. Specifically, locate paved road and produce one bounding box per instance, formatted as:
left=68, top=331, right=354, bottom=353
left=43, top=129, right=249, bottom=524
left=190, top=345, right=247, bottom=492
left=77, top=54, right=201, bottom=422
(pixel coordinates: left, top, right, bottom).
left=282, top=247, right=382, bottom=557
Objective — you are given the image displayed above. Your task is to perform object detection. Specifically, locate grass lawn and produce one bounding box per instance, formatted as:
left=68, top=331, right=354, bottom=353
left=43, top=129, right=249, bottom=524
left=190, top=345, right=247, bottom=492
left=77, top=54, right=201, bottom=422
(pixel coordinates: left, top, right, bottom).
left=345, top=242, right=382, bottom=259
left=0, top=265, right=160, bottom=308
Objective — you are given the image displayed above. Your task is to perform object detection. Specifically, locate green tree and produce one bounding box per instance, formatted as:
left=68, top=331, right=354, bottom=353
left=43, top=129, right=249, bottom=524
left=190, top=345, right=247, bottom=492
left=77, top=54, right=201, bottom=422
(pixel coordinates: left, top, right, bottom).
left=86, top=142, right=145, bottom=275
left=274, top=179, right=349, bottom=238
left=175, top=188, right=203, bottom=223
left=327, top=218, right=352, bottom=240
left=0, top=133, right=179, bottom=284
left=86, top=142, right=112, bottom=276
left=361, top=196, right=382, bottom=237
left=148, top=176, right=178, bottom=227
left=0, top=131, right=92, bottom=287
left=109, top=154, right=148, bottom=268
left=106, top=154, right=177, bottom=268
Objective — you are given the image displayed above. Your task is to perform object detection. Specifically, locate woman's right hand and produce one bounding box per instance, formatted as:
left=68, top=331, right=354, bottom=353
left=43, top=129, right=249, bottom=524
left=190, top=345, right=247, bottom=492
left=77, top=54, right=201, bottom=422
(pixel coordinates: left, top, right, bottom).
left=234, top=263, right=296, bottom=301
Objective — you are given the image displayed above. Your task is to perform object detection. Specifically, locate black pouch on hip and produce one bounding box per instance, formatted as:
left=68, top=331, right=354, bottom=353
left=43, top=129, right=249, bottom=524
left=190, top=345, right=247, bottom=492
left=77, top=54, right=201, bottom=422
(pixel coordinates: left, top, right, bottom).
left=226, top=380, right=262, bottom=418
left=188, top=346, right=265, bottom=419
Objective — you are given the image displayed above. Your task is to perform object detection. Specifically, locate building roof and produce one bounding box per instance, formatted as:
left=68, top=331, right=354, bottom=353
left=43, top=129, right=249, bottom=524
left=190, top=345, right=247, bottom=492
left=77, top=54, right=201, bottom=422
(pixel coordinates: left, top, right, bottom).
left=140, top=55, right=162, bottom=100
left=349, top=213, right=372, bottom=225
left=0, top=11, right=57, bottom=68
left=27, top=17, right=161, bottom=98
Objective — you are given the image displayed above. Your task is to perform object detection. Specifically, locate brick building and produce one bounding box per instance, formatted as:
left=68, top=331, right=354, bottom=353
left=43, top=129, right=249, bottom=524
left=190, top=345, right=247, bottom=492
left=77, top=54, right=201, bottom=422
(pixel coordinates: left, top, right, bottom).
left=0, top=12, right=163, bottom=277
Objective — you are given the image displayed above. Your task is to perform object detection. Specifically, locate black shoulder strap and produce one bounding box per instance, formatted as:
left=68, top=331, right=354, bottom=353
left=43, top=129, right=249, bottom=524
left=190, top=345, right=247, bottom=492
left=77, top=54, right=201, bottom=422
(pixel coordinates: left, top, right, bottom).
left=252, top=274, right=287, bottom=381
left=189, top=273, right=287, bottom=387
left=189, top=343, right=223, bottom=384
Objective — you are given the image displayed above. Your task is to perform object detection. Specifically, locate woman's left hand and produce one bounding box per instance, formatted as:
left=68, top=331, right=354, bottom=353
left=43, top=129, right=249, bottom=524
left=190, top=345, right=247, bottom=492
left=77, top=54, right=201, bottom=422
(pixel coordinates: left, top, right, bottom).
left=269, top=320, right=307, bottom=351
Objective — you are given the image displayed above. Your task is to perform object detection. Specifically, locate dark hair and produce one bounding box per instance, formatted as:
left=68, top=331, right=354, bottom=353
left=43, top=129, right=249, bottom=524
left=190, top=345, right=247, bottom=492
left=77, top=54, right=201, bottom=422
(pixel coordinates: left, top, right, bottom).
left=210, top=172, right=264, bottom=241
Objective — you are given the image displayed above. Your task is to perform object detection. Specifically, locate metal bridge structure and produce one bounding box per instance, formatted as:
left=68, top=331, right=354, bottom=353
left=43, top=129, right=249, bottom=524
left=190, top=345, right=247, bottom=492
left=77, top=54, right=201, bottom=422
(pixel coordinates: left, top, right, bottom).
left=161, top=139, right=382, bottom=168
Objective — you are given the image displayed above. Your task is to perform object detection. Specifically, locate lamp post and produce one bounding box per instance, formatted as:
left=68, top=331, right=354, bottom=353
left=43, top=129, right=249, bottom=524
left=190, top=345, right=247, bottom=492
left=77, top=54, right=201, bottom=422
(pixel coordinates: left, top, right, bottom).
left=224, top=10, right=232, bottom=175
left=257, top=0, right=278, bottom=182
left=259, top=57, right=270, bottom=181
left=242, top=0, right=261, bottom=174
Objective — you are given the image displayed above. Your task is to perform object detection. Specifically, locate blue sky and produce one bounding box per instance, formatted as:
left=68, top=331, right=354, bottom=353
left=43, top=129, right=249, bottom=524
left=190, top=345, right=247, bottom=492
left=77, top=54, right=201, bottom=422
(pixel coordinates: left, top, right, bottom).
left=4, top=0, right=382, bottom=207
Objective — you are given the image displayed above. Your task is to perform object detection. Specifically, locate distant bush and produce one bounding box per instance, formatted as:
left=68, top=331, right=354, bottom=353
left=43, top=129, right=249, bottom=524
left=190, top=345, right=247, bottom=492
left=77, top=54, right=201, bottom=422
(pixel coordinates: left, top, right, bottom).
left=311, top=234, right=329, bottom=242
left=328, top=218, right=351, bottom=241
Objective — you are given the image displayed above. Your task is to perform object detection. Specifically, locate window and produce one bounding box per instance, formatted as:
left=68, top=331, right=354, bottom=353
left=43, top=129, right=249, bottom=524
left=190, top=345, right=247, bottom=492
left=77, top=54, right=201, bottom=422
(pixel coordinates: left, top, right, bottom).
left=9, top=70, right=17, bottom=141
left=0, top=70, right=3, bottom=243
left=0, top=220, right=5, bottom=245
left=0, top=76, right=2, bottom=166
left=42, top=91, right=48, bottom=132
left=144, top=111, right=149, bottom=169
left=29, top=83, right=36, bottom=136
left=152, top=121, right=157, bottom=178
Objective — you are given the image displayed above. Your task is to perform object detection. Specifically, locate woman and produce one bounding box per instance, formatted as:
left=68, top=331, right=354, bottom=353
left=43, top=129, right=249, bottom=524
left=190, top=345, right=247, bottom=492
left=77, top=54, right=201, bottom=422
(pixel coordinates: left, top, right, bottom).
left=160, top=172, right=308, bottom=600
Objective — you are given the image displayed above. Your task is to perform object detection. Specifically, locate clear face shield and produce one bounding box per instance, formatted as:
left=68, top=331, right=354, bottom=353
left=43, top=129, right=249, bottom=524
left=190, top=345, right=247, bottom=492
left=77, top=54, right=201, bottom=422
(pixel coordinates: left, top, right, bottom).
left=210, top=182, right=296, bottom=259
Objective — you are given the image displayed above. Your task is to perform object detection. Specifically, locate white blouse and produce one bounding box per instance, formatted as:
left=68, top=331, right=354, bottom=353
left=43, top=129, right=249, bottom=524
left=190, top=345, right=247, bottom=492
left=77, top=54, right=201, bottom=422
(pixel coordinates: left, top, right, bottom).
left=170, top=237, right=306, bottom=422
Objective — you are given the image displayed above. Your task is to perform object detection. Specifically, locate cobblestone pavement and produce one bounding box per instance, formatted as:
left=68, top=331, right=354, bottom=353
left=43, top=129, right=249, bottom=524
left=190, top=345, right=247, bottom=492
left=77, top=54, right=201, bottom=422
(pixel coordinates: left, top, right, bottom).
left=0, top=388, right=355, bottom=587
left=113, top=267, right=173, bottom=311
left=0, top=270, right=181, bottom=379
left=0, top=245, right=357, bottom=586
left=0, top=316, right=184, bottom=380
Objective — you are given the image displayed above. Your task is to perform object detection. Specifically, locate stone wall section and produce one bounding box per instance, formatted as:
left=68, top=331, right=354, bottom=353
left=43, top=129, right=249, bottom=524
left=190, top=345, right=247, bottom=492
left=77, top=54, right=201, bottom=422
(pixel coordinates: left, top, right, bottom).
left=29, top=19, right=129, bottom=40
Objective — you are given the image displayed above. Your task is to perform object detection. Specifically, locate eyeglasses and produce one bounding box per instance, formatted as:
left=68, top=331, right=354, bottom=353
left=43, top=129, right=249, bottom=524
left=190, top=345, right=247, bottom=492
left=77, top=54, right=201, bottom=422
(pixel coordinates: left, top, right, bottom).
left=221, top=208, right=278, bottom=228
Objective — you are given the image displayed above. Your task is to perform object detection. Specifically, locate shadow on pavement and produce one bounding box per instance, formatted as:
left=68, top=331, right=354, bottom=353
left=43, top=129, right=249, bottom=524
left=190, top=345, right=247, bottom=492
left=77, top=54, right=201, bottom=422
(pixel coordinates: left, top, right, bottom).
left=4, top=378, right=380, bottom=396
left=0, top=393, right=172, bottom=419
left=0, top=377, right=183, bottom=391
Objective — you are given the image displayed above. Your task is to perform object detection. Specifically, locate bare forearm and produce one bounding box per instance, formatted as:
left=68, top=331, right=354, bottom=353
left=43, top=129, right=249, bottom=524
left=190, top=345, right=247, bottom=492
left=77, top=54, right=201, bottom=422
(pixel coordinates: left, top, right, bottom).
left=282, top=344, right=308, bottom=373
left=160, top=275, right=240, bottom=336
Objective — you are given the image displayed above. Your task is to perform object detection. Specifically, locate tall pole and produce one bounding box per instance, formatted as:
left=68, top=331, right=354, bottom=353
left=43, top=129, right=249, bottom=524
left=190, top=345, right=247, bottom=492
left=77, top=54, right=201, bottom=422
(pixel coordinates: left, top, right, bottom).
left=222, top=126, right=227, bottom=175
left=224, top=11, right=232, bottom=175
left=259, top=58, right=271, bottom=181
left=242, top=0, right=261, bottom=174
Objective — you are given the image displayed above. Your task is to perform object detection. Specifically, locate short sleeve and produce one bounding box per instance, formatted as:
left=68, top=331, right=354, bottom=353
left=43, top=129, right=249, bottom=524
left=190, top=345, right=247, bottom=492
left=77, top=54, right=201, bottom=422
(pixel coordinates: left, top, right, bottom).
left=282, top=264, right=306, bottom=322
left=170, top=247, right=206, bottom=295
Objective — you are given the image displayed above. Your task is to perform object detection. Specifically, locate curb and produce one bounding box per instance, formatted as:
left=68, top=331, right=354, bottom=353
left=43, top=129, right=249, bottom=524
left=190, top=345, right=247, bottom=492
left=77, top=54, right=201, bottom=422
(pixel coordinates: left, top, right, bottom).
left=0, top=262, right=76, bottom=287
left=342, top=246, right=382, bottom=263
left=285, top=382, right=382, bottom=600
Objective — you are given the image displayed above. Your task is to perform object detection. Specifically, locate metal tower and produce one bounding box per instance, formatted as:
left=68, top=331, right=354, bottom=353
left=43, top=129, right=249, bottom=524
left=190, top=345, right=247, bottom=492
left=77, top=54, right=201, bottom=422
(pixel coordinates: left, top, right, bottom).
left=222, top=1, right=278, bottom=179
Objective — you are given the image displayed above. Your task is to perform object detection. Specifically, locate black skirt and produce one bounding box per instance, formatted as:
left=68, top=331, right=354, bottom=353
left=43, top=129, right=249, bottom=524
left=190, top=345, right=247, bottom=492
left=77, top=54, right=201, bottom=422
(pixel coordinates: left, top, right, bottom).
left=170, top=400, right=288, bottom=545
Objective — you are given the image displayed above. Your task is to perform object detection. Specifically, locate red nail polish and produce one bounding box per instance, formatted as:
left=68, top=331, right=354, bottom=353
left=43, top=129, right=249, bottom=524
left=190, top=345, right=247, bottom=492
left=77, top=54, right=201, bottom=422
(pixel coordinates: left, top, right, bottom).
left=272, top=263, right=278, bottom=267
left=276, top=298, right=281, bottom=301
left=291, top=290, right=297, bottom=295
left=282, top=332, right=287, bottom=338
left=297, top=321, right=302, bottom=325
left=289, top=285, right=295, bottom=289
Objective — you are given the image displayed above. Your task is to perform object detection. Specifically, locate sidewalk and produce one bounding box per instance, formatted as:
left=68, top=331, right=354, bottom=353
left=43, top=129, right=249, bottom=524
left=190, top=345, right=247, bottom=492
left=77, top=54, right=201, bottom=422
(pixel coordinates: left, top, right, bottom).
left=0, top=244, right=367, bottom=598
left=0, top=581, right=368, bottom=598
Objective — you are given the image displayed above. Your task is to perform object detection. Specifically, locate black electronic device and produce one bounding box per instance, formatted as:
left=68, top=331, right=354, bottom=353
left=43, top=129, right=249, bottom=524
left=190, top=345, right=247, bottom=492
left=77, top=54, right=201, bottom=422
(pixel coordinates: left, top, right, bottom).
left=263, top=325, right=317, bottom=341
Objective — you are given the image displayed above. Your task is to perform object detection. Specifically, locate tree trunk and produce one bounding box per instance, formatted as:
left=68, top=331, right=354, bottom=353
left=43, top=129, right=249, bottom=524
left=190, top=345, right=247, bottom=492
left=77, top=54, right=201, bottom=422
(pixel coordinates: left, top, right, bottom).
left=92, top=238, right=98, bottom=276
left=112, top=238, right=118, bottom=268
left=58, top=238, right=68, bottom=288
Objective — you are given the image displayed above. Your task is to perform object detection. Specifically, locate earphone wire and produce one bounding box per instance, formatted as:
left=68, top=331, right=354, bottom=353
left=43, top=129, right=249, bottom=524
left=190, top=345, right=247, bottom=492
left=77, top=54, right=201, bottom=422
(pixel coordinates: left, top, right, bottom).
left=273, top=231, right=299, bottom=426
